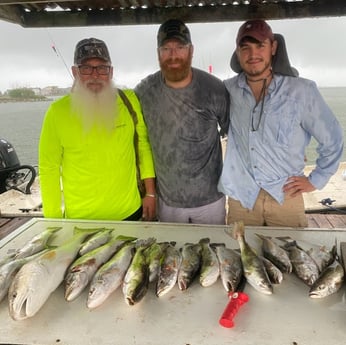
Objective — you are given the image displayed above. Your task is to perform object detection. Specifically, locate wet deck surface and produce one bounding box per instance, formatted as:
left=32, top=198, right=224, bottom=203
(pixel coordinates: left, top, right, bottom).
left=0, top=216, right=33, bottom=240
left=306, top=213, right=346, bottom=229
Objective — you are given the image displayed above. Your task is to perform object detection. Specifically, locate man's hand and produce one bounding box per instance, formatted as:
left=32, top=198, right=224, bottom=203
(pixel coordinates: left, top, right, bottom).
left=141, top=195, right=157, bottom=221
left=283, top=176, right=316, bottom=197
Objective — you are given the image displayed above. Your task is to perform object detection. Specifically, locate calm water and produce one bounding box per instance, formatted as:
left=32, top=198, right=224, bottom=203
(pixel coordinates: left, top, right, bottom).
left=0, top=87, right=345, bottom=167
left=0, top=100, right=50, bottom=167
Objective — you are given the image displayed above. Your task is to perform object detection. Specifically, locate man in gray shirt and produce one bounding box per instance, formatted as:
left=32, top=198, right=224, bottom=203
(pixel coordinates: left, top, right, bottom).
left=135, top=19, right=229, bottom=224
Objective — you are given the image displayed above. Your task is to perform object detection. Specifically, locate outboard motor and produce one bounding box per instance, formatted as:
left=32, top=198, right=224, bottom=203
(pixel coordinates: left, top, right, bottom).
left=0, top=139, right=36, bottom=194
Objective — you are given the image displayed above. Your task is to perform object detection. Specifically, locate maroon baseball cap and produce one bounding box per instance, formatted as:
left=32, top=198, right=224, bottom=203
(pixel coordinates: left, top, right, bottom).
left=236, top=20, right=274, bottom=46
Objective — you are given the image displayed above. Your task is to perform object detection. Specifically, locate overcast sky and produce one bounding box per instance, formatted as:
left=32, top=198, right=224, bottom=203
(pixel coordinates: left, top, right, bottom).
left=0, top=16, right=346, bottom=93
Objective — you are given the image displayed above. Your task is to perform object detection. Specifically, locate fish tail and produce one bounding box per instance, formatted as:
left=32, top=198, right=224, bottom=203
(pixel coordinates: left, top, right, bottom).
left=231, top=221, right=245, bottom=241
left=135, top=237, right=156, bottom=249
left=199, top=238, right=210, bottom=245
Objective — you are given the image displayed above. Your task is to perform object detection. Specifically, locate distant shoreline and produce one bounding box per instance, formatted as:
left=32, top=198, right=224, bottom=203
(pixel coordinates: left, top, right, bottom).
left=0, top=97, right=53, bottom=103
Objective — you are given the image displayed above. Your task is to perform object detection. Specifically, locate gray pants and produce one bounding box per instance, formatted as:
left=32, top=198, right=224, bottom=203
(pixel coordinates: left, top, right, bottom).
left=158, top=196, right=226, bottom=225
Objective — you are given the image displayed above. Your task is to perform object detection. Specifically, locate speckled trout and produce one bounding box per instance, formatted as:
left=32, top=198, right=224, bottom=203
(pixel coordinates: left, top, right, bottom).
left=0, top=249, right=49, bottom=303
left=14, top=226, right=61, bottom=259
left=255, top=233, right=292, bottom=274
left=65, top=233, right=136, bottom=302
left=309, top=257, right=345, bottom=298
left=212, top=244, right=243, bottom=293
left=177, top=242, right=201, bottom=291
left=226, top=221, right=273, bottom=295
left=87, top=241, right=136, bottom=309
left=122, top=238, right=156, bottom=305
left=199, top=238, right=220, bottom=287
left=156, top=242, right=181, bottom=297
left=8, top=227, right=100, bottom=320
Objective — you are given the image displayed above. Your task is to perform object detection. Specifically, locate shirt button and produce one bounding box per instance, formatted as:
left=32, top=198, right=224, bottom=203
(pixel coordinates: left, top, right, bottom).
left=254, top=165, right=257, bottom=169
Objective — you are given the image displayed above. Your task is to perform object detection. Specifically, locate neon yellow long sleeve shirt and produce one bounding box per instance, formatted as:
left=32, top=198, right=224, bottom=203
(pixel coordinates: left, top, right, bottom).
left=39, top=89, right=155, bottom=220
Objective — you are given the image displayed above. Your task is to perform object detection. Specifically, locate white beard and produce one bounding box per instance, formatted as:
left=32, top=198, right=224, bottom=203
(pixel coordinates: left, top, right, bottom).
left=71, top=79, right=118, bottom=133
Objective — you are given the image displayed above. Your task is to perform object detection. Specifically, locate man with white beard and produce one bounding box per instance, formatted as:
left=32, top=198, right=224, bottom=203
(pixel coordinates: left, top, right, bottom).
left=39, top=38, right=156, bottom=221
left=135, top=19, right=229, bottom=224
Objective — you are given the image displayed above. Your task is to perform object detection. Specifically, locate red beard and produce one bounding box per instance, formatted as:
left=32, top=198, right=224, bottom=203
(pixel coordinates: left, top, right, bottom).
left=159, top=56, right=192, bottom=83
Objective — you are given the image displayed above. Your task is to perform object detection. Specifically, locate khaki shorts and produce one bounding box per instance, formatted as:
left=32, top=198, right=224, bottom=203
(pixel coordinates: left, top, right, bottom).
left=227, top=189, right=308, bottom=228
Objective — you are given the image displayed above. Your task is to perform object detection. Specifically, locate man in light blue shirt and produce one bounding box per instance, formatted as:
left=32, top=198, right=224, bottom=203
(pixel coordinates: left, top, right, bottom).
left=218, top=19, right=343, bottom=227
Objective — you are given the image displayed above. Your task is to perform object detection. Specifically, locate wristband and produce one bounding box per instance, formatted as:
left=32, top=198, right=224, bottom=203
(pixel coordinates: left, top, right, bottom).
left=145, top=193, right=156, bottom=198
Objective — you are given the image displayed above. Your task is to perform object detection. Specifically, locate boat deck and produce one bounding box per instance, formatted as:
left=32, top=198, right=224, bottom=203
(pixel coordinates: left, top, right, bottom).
left=0, top=216, right=31, bottom=240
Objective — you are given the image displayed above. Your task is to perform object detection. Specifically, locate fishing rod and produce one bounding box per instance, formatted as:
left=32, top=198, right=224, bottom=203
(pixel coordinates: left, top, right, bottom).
left=46, top=29, right=73, bottom=80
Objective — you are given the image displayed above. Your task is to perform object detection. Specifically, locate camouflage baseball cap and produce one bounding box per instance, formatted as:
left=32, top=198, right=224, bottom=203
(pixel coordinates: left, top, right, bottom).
left=157, top=19, right=192, bottom=47
left=74, top=38, right=111, bottom=65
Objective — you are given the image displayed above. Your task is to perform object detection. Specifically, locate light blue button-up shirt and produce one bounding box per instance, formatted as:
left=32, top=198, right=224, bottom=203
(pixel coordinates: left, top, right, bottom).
left=218, top=73, right=344, bottom=210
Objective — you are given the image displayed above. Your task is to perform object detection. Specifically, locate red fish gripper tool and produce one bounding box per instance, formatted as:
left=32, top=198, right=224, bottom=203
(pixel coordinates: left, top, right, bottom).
left=219, top=290, right=249, bottom=328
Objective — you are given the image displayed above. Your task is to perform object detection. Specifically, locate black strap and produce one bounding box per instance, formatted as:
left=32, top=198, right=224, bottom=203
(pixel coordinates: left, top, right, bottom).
left=118, top=89, right=145, bottom=196
left=118, top=89, right=138, bottom=126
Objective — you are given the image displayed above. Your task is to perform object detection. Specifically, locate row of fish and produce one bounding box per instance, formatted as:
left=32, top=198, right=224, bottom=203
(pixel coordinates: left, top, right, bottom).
left=227, top=221, right=345, bottom=299
left=0, top=226, right=242, bottom=320
left=65, top=235, right=240, bottom=305
left=1, top=223, right=345, bottom=321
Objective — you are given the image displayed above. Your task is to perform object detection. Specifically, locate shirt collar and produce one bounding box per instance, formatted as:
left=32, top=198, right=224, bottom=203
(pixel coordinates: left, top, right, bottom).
left=237, top=72, right=283, bottom=95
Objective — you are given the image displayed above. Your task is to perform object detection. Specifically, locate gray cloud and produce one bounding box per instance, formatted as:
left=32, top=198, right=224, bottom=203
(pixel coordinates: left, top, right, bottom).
left=0, top=17, right=345, bottom=92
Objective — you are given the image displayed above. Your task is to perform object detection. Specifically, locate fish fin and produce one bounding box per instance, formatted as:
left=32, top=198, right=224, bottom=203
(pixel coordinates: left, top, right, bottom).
left=275, top=236, right=294, bottom=243
left=73, top=226, right=107, bottom=236
left=45, top=226, right=63, bottom=244
left=46, top=226, right=63, bottom=233
left=210, top=243, right=225, bottom=250
left=332, top=238, right=338, bottom=258
left=275, top=236, right=299, bottom=249
left=45, top=245, right=58, bottom=250
left=255, top=233, right=273, bottom=240
left=115, top=235, right=137, bottom=242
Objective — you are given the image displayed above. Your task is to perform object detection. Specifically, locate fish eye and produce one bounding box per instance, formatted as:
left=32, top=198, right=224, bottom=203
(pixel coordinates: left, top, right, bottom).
left=259, top=279, right=268, bottom=287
